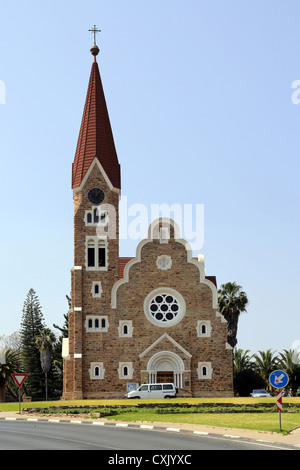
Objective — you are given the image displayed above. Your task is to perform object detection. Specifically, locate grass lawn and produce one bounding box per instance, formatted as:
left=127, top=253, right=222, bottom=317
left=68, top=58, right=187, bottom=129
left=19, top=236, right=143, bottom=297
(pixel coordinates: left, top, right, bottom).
left=103, top=410, right=300, bottom=434
left=1, top=397, right=299, bottom=434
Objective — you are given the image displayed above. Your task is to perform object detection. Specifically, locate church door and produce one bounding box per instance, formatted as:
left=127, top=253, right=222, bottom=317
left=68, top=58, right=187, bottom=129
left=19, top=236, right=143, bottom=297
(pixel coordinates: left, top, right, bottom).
left=156, top=371, right=174, bottom=383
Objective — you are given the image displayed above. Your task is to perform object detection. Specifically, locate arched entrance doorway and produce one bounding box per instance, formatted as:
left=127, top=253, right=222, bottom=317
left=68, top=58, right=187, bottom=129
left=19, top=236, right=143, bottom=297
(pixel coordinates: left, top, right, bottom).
left=147, top=351, right=185, bottom=389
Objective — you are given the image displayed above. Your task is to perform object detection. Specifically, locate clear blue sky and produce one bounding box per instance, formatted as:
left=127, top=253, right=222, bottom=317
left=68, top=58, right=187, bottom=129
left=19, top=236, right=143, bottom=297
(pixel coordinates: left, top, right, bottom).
left=0, top=1, right=299, bottom=356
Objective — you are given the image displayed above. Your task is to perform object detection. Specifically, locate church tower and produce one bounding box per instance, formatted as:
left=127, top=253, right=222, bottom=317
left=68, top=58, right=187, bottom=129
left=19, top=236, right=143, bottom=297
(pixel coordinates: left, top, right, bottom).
left=62, top=32, right=233, bottom=399
left=63, top=35, right=121, bottom=399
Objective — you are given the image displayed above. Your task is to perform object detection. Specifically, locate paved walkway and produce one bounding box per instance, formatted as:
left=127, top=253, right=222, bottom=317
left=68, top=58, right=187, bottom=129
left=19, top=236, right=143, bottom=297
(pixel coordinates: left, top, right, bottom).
left=1, top=410, right=299, bottom=449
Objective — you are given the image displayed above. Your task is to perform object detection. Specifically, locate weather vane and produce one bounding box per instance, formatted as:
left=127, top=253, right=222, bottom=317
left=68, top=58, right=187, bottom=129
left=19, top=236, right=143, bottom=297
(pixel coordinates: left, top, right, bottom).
left=89, top=25, right=101, bottom=45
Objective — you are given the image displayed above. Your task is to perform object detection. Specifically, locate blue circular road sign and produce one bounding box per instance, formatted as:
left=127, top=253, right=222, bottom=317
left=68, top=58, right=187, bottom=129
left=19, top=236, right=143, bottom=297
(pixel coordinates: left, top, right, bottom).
left=269, top=370, right=289, bottom=389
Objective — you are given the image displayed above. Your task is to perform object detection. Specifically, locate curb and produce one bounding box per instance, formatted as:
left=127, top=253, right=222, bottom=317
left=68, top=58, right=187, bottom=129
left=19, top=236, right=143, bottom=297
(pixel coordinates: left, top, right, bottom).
left=0, top=415, right=298, bottom=450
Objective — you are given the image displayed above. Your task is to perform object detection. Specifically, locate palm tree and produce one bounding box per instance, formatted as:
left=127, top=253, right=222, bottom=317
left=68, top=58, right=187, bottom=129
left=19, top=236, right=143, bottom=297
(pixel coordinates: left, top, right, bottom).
left=233, top=348, right=254, bottom=374
left=35, top=329, right=55, bottom=401
left=218, top=282, right=249, bottom=348
left=0, top=349, right=20, bottom=402
left=277, top=349, right=300, bottom=395
left=233, top=348, right=265, bottom=396
left=253, top=349, right=278, bottom=386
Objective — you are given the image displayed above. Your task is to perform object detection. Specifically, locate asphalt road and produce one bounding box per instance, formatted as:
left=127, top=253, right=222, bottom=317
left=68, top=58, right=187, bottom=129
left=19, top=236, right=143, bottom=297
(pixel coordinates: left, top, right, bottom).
left=0, top=420, right=294, bottom=452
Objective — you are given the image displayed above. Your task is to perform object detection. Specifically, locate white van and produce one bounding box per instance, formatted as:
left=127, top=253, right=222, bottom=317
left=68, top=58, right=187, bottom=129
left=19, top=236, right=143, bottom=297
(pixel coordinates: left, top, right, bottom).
left=126, top=383, right=176, bottom=399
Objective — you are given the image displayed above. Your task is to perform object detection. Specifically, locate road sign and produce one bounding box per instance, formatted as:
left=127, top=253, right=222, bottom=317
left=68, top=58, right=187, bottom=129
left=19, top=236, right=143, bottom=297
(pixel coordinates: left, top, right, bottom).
left=269, top=370, right=289, bottom=431
left=269, top=370, right=289, bottom=389
left=12, top=373, right=28, bottom=388
left=11, top=373, right=28, bottom=415
left=276, top=390, right=283, bottom=411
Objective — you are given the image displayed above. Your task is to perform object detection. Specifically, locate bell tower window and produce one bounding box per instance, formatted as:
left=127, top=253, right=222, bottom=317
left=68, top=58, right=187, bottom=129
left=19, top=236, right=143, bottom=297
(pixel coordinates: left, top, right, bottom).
left=86, top=237, right=107, bottom=270
left=85, top=207, right=108, bottom=226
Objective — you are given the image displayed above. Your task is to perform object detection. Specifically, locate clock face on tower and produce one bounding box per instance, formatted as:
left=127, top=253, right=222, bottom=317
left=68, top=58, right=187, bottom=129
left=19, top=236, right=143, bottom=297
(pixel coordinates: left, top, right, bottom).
left=88, top=188, right=105, bottom=204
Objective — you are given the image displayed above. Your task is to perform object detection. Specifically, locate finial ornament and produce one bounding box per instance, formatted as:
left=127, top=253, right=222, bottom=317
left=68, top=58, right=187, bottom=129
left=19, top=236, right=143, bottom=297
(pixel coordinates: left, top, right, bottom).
left=89, top=25, right=101, bottom=57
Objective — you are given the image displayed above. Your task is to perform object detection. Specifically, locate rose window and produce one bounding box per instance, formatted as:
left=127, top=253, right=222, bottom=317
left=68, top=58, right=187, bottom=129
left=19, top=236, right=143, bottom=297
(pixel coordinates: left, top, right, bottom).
left=149, top=294, right=179, bottom=323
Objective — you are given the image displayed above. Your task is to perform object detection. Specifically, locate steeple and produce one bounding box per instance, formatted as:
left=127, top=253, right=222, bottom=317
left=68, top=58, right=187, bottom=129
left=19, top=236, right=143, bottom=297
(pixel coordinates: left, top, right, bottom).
left=72, top=31, right=121, bottom=190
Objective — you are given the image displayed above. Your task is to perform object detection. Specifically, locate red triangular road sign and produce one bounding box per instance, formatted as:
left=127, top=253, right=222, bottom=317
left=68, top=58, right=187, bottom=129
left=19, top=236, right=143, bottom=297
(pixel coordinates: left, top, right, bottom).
left=12, top=373, right=28, bottom=388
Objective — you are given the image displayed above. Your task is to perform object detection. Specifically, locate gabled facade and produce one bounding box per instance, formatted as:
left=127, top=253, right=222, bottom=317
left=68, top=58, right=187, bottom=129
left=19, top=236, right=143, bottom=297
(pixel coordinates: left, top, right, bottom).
left=62, top=45, right=233, bottom=399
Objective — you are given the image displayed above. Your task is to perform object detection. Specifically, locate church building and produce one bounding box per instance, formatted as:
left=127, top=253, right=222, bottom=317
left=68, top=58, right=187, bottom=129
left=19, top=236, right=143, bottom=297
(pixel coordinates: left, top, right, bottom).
left=62, top=38, right=234, bottom=399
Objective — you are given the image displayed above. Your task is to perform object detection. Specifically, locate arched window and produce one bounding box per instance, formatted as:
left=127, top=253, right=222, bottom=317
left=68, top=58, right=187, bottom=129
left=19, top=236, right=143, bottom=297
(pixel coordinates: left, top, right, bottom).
left=95, top=318, right=99, bottom=329
left=197, top=362, right=212, bottom=379
left=118, top=362, right=133, bottom=379
left=118, top=321, right=133, bottom=337
left=88, top=319, right=93, bottom=329
left=196, top=320, right=211, bottom=338
left=90, top=362, right=105, bottom=380
left=86, top=237, right=107, bottom=270
left=87, top=213, right=92, bottom=224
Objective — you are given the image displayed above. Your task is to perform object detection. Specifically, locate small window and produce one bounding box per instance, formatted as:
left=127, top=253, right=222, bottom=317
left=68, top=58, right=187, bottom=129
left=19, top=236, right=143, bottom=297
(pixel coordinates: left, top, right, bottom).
left=90, top=362, right=105, bottom=380
left=196, top=320, right=211, bottom=338
left=140, top=385, right=148, bottom=392
left=91, top=282, right=102, bottom=298
left=101, top=318, right=106, bottom=329
left=87, top=213, right=92, bottom=224
left=118, top=321, right=133, bottom=337
left=118, top=362, right=133, bottom=379
left=88, top=319, right=93, bottom=329
left=95, top=318, right=99, bottom=328
left=197, top=362, right=212, bottom=379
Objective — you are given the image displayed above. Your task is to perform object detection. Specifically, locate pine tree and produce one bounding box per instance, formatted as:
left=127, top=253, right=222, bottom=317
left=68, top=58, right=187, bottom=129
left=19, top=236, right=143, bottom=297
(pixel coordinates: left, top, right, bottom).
left=20, top=288, right=46, bottom=399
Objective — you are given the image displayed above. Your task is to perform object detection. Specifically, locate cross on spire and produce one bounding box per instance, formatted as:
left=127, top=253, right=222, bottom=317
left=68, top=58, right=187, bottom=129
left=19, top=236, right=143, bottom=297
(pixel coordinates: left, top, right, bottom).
left=89, top=25, right=101, bottom=45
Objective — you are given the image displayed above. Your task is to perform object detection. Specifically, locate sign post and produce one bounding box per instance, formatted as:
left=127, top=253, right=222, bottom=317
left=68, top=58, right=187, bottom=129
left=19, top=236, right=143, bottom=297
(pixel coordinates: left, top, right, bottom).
left=11, top=374, right=28, bottom=414
left=269, top=370, right=289, bottom=431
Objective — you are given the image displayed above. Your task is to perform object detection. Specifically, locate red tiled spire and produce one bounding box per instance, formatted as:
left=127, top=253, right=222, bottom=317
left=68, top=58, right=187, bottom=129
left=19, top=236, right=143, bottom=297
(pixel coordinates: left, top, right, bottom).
left=72, top=51, right=121, bottom=190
